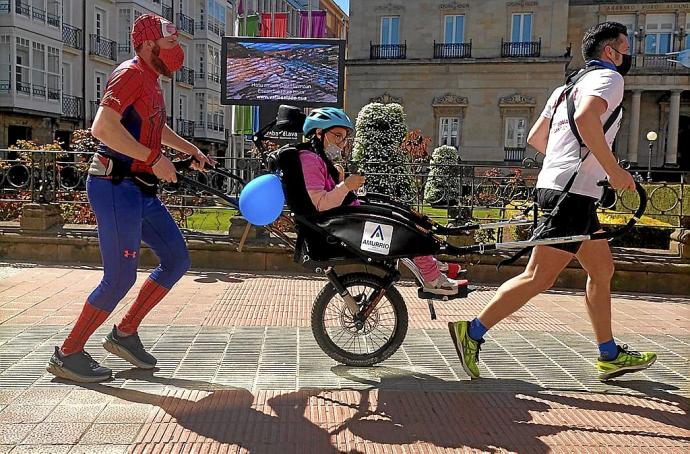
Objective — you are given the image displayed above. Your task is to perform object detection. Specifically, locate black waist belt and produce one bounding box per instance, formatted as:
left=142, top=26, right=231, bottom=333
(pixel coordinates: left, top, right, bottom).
left=88, top=153, right=159, bottom=196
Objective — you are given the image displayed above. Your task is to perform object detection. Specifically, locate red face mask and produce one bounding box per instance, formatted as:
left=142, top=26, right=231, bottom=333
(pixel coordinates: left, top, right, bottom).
left=157, top=44, right=184, bottom=73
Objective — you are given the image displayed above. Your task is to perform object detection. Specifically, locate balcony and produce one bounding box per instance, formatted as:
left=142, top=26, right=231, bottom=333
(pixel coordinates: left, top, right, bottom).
left=32, top=84, right=46, bottom=97
left=62, top=24, right=83, bottom=50
left=504, top=147, right=526, bottom=162
left=0, top=79, right=10, bottom=92
left=48, top=87, right=60, bottom=100
left=31, top=5, right=44, bottom=21
left=175, top=66, right=194, bottom=85
left=15, top=0, right=29, bottom=17
left=90, top=100, right=100, bottom=121
left=207, top=72, right=220, bottom=84
left=162, top=3, right=172, bottom=21
left=501, top=38, right=541, bottom=58
left=89, top=34, right=117, bottom=61
left=630, top=54, right=690, bottom=74
left=118, top=40, right=131, bottom=54
left=195, top=18, right=224, bottom=37
left=177, top=12, right=194, bottom=36
left=176, top=119, right=195, bottom=138
left=62, top=95, right=84, bottom=119
left=433, top=41, right=472, bottom=59
left=47, top=12, right=59, bottom=27
left=16, top=81, right=30, bottom=95
left=370, top=42, right=407, bottom=60
left=0, top=1, right=9, bottom=14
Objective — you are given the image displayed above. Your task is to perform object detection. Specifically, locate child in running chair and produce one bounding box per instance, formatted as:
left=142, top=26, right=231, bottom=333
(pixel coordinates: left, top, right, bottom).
left=299, top=107, right=463, bottom=296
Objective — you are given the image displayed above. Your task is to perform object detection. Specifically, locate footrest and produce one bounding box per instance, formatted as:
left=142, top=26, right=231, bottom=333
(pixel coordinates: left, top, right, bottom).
left=417, top=282, right=470, bottom=300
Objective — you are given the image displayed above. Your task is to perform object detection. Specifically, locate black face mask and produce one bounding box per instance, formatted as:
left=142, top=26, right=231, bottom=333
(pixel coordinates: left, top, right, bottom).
left=610, top=47, right=632, bottom=76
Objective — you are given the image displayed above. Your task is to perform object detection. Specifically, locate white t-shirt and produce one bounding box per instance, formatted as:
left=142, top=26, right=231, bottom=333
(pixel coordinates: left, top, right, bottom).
left=536, top=68, right=624, bottom=199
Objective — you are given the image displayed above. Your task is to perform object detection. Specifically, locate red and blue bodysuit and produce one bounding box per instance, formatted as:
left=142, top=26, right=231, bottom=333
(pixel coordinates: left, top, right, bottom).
left=60, top=57, right=190, bottom=355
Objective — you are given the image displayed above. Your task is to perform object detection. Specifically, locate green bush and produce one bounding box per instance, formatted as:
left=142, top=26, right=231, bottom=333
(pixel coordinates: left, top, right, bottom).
left=424, top=145, right=460, bottom=205
left=352, top=103, right=415, bottom=202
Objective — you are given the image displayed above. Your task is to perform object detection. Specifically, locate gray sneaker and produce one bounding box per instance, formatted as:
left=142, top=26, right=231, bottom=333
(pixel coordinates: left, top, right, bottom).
left=102, top=325, right=157, bottom=369
left=46, top=346, right=112, bottom=383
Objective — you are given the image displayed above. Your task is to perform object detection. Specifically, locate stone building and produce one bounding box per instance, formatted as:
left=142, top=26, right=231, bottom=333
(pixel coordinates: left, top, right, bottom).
left=345, top=0, right=690, bottom=171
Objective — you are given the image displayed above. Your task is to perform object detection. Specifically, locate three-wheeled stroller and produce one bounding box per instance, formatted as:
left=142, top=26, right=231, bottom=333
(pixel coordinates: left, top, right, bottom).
left=174, top=105, right=647, bottom=367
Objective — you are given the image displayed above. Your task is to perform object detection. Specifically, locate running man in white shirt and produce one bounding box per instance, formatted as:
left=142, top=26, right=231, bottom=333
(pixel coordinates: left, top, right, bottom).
left=449, top=22, right=657, bottom=381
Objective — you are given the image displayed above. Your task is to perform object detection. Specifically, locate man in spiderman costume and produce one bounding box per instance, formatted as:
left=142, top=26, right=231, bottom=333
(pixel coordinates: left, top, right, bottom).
left=47, top=13, right=214, bottom=382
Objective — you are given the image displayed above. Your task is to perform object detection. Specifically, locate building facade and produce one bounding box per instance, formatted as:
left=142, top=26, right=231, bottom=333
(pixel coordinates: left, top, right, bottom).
left=345, top=0, right=690, bottom=171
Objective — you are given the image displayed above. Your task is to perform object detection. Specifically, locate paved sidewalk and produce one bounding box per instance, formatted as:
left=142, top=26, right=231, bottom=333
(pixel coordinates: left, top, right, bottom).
left=0, top=263, right=688, bottom=453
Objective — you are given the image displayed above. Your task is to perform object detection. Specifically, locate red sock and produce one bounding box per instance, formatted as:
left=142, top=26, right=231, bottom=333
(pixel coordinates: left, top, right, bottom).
left=117, top=278, right=169, bottom=335
left=61, top=302, right=109, bottom=356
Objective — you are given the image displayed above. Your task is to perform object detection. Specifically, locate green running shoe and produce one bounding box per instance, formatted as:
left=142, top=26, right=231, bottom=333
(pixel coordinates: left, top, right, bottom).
left=448, top=321, right=484, bottom=379
left=596, top=344, right=657, bottom=381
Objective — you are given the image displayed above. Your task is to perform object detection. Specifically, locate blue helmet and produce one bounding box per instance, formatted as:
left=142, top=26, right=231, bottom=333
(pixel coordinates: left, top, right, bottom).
left=302, top=107, right=353, bottom=137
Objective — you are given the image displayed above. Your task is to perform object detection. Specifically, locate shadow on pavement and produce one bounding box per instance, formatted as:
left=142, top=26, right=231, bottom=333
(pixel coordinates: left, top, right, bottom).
left=60, top=366, right=689, bottom=453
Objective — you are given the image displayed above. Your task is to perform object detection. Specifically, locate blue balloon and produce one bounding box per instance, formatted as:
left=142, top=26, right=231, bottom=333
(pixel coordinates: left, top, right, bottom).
left=239, top=174, right=285, bottom=226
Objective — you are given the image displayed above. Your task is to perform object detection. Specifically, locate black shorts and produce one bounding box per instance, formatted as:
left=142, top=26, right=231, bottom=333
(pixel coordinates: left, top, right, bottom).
left=534, top=188, right=601, bottom=254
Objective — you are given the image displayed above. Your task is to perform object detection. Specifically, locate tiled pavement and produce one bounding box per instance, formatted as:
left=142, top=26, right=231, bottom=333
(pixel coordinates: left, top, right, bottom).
left=0, top=263, right=688, bottom=453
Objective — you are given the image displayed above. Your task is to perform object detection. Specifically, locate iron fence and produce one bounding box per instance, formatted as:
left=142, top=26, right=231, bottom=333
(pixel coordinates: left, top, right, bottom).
left=0, top=149, right=686, bottom=249
left=370, top=42, right=407, bottom=60
left=434, top=41, right=472, bottom=59
left=501, top=38, right=541, bottom=57
left=89, top=34, right=117, bottom=61
left=62, top=24, right=83, bottom=50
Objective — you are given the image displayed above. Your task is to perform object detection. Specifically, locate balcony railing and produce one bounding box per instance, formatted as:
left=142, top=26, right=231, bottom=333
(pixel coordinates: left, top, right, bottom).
left=504, top=147, right=526, bottom=162
left=207, top=72, right=220, bottom=83
left=162, top=4, right=172, bottom=21
left=62, top=24, right=83, bottom=50
left=195, top=120, right=225, bottom=134
left=90, top=100, right=100, bottom=120
left=501, top=38, right=541, bottom=57
left=0, top=1, right=9, bottom=14
left=48, top=88, right=60, bottom=100
left=370, top=42, right=407, bottom=60
left=0, top=79, right=10, bottom=92
left=89, top=34, right=117, bottom=61
left=15, top=0, right=29, bottom=17
left=176, top=66, right=194, bottom=85
left=31, top=5, right=44, bottom=21
left=433, top=41, right=472, bottom=59
left=62, top=95, right=84, bottom=119
left=176, top=119, right=195, bottom=138
left=177, top=12, right=194, bottom=35
left=32, top=84, right=46, bottom=97
left=118, top=41, right=131, bottom=54
left=47, top=12, right=59, bottom=27
left=16, top=81, right=30, bottom=95
left=195, top=19, right=223, bottom=37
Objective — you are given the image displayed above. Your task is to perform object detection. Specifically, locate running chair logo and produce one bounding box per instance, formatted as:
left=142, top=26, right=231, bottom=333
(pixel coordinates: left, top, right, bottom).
left=361, top=222, right=394, bottom=255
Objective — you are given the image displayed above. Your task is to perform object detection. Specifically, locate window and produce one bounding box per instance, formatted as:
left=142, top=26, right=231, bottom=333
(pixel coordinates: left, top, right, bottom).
left=62, top=62, right=70, bottom=95
left=179, top=94, right=187, bottom=119
left=95, top=8, right=106, bottom=38
left=444, top=15, right=464, bottom=44
left=645, top=14, right=674, bottom=54
left=95, top=71, right=106, bottom=101
left=380, top=16, right=400, bottom=45
left=178, top=0, right=186, bottom=16
left=62, top=0, right=71, bottom=25
left=504, top=117, right=527, bottom=148
left=196, top=92, right=205, bottom=124
left=47, top=45, right=59, bottom=100
left=439, top=117, right=460, bottom=148
left=0, top=36, right=10, bottom=93
left=32, top=42, right=46, bottom=98
left=119, top=9, right=132, bottom=49
left=607, top=14, right=635, bottom=53
left=208, top=45, right=220, bottom=82
left=511, top=13, right=532, bottom=42
left=15, top=37, right=30, bottom=95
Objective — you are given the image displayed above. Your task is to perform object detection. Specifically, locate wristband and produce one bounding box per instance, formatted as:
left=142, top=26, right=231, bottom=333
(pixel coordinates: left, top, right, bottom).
left=145, top=148, right=162, bottom=165
left=149, top=153, right=163, bottom=167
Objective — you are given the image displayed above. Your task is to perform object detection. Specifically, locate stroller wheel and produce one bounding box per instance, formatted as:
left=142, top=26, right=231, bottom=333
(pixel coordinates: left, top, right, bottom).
left=311, top=273, right=408, bottom=367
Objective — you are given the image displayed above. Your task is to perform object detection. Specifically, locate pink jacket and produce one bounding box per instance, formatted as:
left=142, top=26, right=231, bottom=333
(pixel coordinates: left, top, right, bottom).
left=299, top=150, right=359, bottom=212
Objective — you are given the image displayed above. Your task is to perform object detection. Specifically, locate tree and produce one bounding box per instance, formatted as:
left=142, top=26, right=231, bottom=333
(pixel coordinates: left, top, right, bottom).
left=424, top=145, right=460, bottom=205
left=351, top=103, right=415, bottom=202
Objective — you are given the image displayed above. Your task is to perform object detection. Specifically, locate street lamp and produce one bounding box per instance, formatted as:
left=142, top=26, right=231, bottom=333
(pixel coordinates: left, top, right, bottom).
left=646, top=131, right=658, bottom=182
